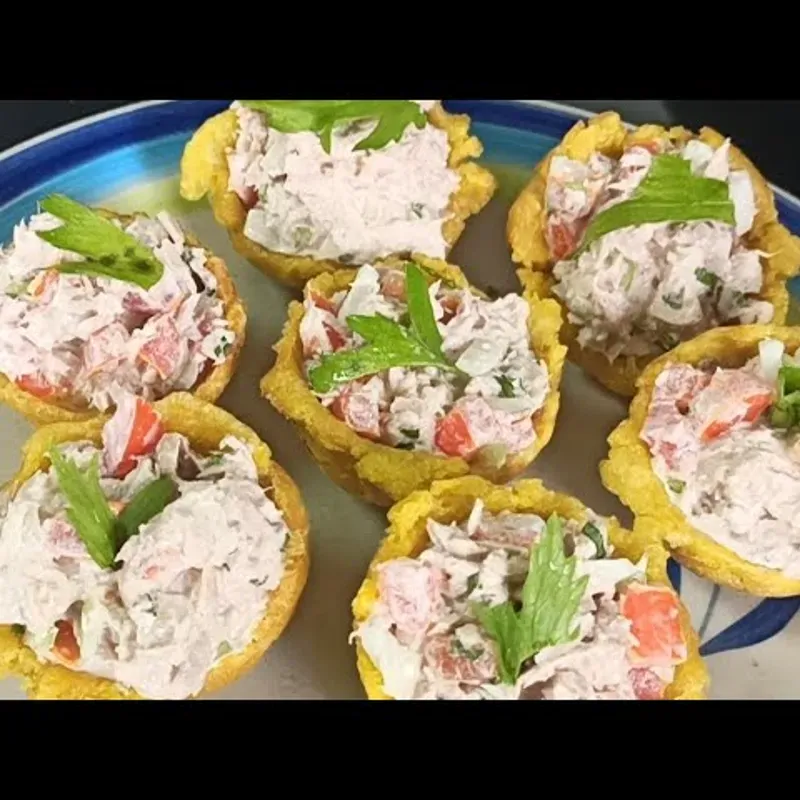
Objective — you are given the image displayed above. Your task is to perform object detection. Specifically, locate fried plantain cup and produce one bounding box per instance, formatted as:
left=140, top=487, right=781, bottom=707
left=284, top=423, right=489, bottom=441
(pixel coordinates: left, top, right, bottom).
left=0, top=392, right=309, bottom=699
left=507, top=111, right=800, bottom=397
left=0, top=210, right=247, bottom=427
left=352, top=475, right=708, bottom=700
left=601, top=323, right=800, bottom=597
left=260, top=255, right=566, bottom=507
left=179, top=103, right=497, bottom=289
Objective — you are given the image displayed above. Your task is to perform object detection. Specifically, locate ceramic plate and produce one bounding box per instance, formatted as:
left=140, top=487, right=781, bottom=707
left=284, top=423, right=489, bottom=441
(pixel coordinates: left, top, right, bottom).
left=1, top=100, right=798, bottom=699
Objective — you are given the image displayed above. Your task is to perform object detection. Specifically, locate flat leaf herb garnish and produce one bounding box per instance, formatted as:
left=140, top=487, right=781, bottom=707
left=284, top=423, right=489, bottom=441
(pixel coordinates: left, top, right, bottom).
left=49, top=448, right=179, bottom=569
left=36, top=194, right=164, bottom=290
left=770, top=364, right=800, bottom=430
left=472, top=514, right=589, bottom=685
left=575, top=154, right=736, bottom=256
left=307, top=262, right=460, bottom=394
left=239, top=100, right=427, bottom=154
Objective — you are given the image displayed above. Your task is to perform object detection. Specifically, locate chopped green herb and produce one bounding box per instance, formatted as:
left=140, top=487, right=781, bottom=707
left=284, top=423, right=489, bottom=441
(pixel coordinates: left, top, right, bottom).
left=496, top=374, right=516, bottom=398
left=770, top=365, right=800, bottom=430
left=213, top=339, right=233, bottom=359
left=662, top=289, right=685, bottom=310
left=451, top=638, right=483, bottom=661
left=622, top=259, right=637, bottom=291
left=217, top=641, right=232, bottom=658
left=395, top=441, right=416, bottom=451
left=36, top=195, right=164, bottom=290
left=410, top=202, right=424, bottom=218
left=239, top=100, right=427, bottom=154
left=695, top=268, right=720, bottom=289
left=575, top=154, right=736, bottom=255
left=399, top=428, right=419, bottom=441
left=659, top=332, right=681, bottom=352
left=115, top=477, right=179, bottom=549
left=472, top=515, right=588, bottom=685
left=667, top=478, right=686, bottom=494
left=307, top=262, right=459, bottom=393
left=292, top=226, right=313, bottom=249
left=465, top=573, right=480, bottom=596
left=581, top=521, right=606, bottom=559
left=10, top=623, right=26, bottom=636
left=206, top=453, right=225, bottom=466
left=49, top=448, right=117, bottom=570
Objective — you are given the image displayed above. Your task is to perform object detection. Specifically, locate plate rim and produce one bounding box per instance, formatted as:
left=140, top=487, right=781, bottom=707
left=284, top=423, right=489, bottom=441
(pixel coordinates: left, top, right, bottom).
left=1, top=99, right=799, bottom=212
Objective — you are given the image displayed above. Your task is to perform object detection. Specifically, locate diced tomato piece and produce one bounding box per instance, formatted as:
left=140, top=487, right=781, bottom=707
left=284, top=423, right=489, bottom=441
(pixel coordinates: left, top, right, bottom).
left=629, top=667, right=666, bottom=700
left=239, top=185, right=259, bottom=210
left=378, top=560, right=446, bottom=641
left=620, top=582, right=687, bottom=667
left=115, top=398, right=165, bottom=478
left=52, top=620, right=80, bottom=663
left=435, top=409, right=477, bottom=459
left=631, top=140, right=662, bottom=155
left=423, top=632, right=497, bottom=683
left=138, top=316, right=184, bottom=380
left=330, top=385, right=381, bottom=440
left=309, top=291, right=338, bottom=315
left=546, top=217, right=579, bottom=261
left=16, top=372, right=58, bottom=399
left=323, top=322, right=346, bottom=351
left=380, top=270, right=407, bottom=300
left=29, top=268, right=59, bottom=300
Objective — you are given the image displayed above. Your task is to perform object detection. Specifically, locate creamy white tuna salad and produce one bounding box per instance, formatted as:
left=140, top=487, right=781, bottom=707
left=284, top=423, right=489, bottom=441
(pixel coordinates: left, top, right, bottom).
left=302, top=262, right=550, bottom=461
left=227, top=100, right=461, bottom=264
left=642, top=337, right=800, bottom=577
left=546, top=136, right=770, bottom=360
left=0, top=394, right=289, bottom=699
left=353, top=501, right=687, bottom=699
left=0, top=198, right=235, bottom=411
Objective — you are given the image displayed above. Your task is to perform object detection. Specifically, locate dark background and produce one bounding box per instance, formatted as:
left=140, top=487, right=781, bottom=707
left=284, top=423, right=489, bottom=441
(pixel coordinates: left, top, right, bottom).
left=2, top=100, right=799, bottom=196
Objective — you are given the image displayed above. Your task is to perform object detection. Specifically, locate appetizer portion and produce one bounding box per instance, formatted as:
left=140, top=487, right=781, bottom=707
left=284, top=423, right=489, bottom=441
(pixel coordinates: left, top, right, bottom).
left=0, top=393, right=309, bottom=699
left=351, top=476, right=707, bottom=700
left=507, top=112, right=800, bottom=396
left=261, top=256, right=565, bottom=506
left=180, top=100, right=496, bottom=287
left=602, top=325, right=800, bottom=596
left=0, top=195, right=246, bottom=425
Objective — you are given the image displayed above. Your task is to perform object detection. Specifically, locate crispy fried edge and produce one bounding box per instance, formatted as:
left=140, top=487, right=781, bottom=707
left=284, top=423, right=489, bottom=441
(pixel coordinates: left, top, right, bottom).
left=259, top=255, right=566, bottom=507
left=600, top=323, right=800, bottom=597
left=178, top=103, right=498, bottom=289
left=506, top=111, right=800, bottom=397
left=0, top=210, right=247, bottom=427
left=0, top=392, right=309, bottom=699
left=350, top=475, right=708, bottom=700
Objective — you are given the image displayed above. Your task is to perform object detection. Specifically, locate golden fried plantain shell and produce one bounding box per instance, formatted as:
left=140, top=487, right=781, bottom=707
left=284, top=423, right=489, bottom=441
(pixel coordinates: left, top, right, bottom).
left=0, top=210, right=246, bottom=426
left=351, top=475, right=708, bottom=700
left=0, top=393, right=309, bottom=699
left=506, top=111, right=800, bottom=397
left=179, top=103, right=497, bottom=289
left=260, top=255, right=566, bottom=507
left=601, top=323, right=800, bottom=596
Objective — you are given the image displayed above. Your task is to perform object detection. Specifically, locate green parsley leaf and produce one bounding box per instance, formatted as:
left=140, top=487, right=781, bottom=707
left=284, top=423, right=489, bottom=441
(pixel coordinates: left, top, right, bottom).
left=695, top=268, right=720, bottom=289
left=581, top=521, right=606, bottom=559
left=307, top=262, right=458, bottom=393
left=473, top=514, right=588, bottom=685
left=622, top=259, right=637, bottom=291
left=115, top=477, right=179, bottom=549
left=36, top=195, right=164, bottom=290
left=496, top=374, right=516, bottom=398
left=49, top=448, right=117, bottom=570
left=662, top=288, right=685, bottom=310
left=770, top=365, right=800, bottom=430
left=667, top=478, right=686, bottom=494
left=575, top=154, right=736, bottom=255
left=405, top=262, right=444, bottom=356
left=239, top=100, right=427, bottom=154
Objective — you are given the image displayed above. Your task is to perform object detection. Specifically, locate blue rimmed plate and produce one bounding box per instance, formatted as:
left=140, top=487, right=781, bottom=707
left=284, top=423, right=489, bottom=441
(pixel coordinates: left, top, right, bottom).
left=0, top=100, right=797, bottom=699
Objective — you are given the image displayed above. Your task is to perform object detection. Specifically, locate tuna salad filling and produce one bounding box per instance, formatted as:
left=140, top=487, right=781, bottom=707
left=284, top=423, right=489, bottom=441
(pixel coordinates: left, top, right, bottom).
left=227, top=100, right=461, bottom=264
left=0, top=199, right=235, bottom=412
left=642, top=338, right=800, bottom=577
left=0, top=394, right=289, bottom=699
left=546, top=136, right=771, bottom=360
left=301, top=262, right=550, bottom=461
left=352, top=501, right=687, bottom=699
